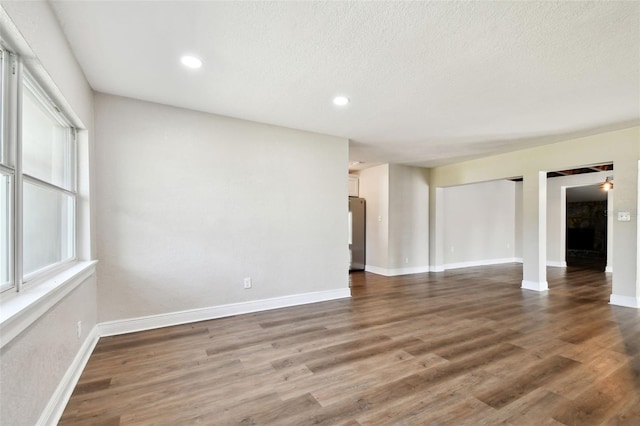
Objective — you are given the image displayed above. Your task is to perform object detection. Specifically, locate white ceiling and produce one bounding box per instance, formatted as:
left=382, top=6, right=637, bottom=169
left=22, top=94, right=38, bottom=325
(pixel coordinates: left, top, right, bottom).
left=49, top=1, right=640, bottom=167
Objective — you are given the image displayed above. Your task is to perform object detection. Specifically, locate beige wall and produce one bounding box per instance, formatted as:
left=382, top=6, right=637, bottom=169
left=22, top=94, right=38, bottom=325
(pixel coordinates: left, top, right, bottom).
left=431, top=127, right=640, bottom=303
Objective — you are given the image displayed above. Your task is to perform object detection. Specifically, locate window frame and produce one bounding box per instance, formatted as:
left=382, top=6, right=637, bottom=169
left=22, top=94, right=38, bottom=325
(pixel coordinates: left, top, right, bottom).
left=0, top=46, right=78, bottom=293
left=0, top=47, right=17, bottom=293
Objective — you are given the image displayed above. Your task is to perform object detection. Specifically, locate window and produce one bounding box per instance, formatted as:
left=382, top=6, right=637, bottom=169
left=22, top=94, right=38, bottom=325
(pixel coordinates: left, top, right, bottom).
left=0, top=48, right=14, bottom=293
left=0, top=173, right=10, bottom=290
left=0, top=47, right=77, bottom=293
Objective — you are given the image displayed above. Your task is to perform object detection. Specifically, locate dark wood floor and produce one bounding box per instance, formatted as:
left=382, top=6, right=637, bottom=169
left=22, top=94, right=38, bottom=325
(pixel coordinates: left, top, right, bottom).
left=60, top=263, right=640, bottom=425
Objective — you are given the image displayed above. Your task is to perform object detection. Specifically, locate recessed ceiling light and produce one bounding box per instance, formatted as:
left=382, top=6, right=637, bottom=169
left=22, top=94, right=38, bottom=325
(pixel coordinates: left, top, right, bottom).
left=333, top=96, right=350, bottom=106
left=180, top=55, right=203, bottom=69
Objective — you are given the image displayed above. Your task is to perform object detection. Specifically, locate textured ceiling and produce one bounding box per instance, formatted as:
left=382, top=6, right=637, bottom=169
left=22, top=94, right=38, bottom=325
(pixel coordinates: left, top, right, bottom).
left=49, top=1, right=640, bottom=167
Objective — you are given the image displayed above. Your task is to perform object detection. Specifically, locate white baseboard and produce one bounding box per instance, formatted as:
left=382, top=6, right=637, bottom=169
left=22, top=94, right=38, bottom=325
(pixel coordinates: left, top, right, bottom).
left=364, top=265, right=430, bottom=276
left=38, top=288, right=351, bottom=425
left=370, top=259, right=521, bottom=275
left=364, top=265, right=387, bottom=275
left=443, top=258, right=521, bottom=271
left=521, top=280, right=549, bottom=292
left=37, top=325, right=100, bottom=426
left=98, top=288, right=351, bottom=337
left=434, top=258, right=565, bottom=271
left=609, top=294, right=640, bottom=309
left=605, top=265, right=613, bottom=273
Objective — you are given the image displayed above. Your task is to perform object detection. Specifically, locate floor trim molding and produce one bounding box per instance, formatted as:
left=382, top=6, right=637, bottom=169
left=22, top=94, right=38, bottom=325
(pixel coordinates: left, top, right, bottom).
left=444, top=258, right=521, bottom=271
left=609, top=294, right=640, bottom=309
left=40, top=288, right=351, bottom=425
left=381, top=259, right=524, bottom=275
left=98, top=288, right=351, bottom=337
left=521, top=280, right=549, bottom=292
left=364, top=265, right=430, bottom=276
left=37, top=325, right=100, bottom=426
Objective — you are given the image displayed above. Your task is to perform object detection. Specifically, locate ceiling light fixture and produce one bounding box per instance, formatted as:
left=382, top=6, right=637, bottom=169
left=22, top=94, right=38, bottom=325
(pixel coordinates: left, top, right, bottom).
left=180, top=55, right=203, bottom=69
left=333, top=96, right=350, bottom=106
left=599, top=176, right=614, bottom=191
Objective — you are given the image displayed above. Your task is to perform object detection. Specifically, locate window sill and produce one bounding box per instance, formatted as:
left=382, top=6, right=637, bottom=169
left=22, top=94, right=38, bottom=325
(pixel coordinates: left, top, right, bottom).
left=0, top=260, right=98, bottom=349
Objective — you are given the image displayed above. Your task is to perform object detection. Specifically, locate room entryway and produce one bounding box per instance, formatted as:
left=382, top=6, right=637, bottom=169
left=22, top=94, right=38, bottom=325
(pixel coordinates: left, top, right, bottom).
left=565, top=185, right=608, bottom=271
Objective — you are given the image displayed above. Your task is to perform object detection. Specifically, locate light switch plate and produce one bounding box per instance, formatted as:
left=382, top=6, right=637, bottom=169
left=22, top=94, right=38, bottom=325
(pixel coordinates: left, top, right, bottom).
left=617, top=211, right=631, bottom=222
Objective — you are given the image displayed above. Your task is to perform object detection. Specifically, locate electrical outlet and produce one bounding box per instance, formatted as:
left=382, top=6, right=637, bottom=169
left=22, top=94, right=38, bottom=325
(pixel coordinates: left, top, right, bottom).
left=76, top=321, right=82, bottom=338
left=243, top=277, right=252, bottom=289
left=404, top=257, right=409, bottom=264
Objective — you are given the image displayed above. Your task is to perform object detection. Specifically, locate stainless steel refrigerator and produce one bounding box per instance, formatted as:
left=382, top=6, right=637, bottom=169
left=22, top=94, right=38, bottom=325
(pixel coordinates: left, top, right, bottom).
left=349, top=197, right=366, bottom=271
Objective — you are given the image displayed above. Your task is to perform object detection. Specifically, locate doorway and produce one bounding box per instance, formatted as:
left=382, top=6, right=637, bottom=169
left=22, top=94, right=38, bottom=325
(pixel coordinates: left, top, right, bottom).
left=565, top=185, right=608, bottom=270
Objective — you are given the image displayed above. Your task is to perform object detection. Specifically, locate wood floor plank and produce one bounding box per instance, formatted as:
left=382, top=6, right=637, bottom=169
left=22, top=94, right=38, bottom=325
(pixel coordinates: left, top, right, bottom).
left=60, top=263, right=640, bottom=425
left=305, top=337, right=423, bottom=373
left=355, top=367, right=494, bottom=425
left=550, top=363, right=637, bottom=425
left=308, top=351, right=444, bottom=407
left=475, top=354, right=580, bottom=409
left=480, top=388, right=567, bottom=425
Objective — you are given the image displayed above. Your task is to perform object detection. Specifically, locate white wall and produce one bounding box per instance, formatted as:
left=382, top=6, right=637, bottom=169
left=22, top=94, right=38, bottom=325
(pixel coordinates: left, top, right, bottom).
left=442, top=180, right=517, bottom=267
left=357, top=164, right=429, bottom=275
left=94, top=93, right=349, bottom=322
left=0, top=2, right=96, bottom=425
left=357, top=164, right=390, bottom=272
left=0, top=276, right=97, bottom=426
left=435, top=173, right=616, bottom=270
left=515, top=181, right=523, bottom=259
left=0, top=1, right=93, bottom=128
left=388, top=164, right=429, bottom=271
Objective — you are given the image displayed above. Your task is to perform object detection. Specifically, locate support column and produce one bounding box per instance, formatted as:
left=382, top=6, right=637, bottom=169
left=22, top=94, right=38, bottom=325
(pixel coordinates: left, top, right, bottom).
left=609, top=158, right=639, bottom=308
left=606, top=189, right=614, bottom=273
left=521, top=171, right=548, bottom=291
left=429, top=186, right=444, bottom=272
